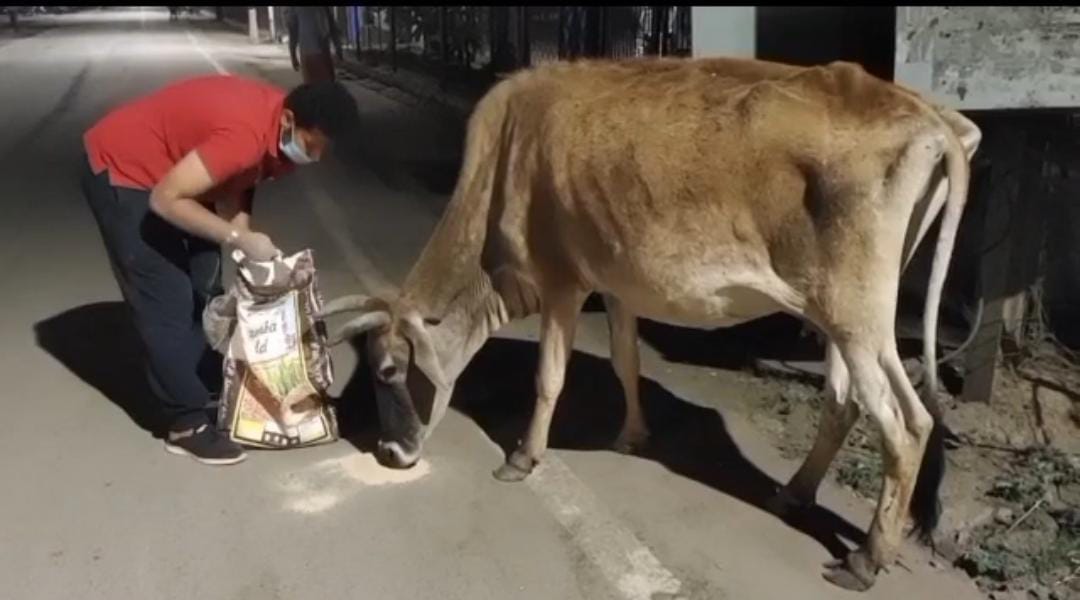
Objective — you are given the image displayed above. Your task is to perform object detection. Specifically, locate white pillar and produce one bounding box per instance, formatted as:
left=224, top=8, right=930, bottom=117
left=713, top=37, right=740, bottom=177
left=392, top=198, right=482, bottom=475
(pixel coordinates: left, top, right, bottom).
left=690, top=7, right=756, bottom=58
left=267, top=6, right=276, bottom=43
left=248, top=7, right=259, bottom=44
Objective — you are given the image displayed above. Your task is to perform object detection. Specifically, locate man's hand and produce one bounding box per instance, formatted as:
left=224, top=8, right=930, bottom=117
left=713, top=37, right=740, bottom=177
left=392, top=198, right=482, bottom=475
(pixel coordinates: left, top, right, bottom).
left=219, top=190, right=279, bottom=261
left=229, top=230, right=280, bottom=262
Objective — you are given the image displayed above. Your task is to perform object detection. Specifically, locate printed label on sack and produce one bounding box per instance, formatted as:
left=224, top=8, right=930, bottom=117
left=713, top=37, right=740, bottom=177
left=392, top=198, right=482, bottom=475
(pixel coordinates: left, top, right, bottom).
left=238, top=293, right=300, bottom=364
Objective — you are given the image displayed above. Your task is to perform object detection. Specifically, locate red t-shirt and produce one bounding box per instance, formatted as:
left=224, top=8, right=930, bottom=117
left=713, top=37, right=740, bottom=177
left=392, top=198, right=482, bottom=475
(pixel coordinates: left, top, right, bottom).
left=84, top=74, right=295, bottom=196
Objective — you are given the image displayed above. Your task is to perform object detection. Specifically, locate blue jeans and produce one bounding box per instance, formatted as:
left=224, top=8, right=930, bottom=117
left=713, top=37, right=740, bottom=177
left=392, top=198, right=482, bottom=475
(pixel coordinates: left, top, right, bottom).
left=80, top=156, right=223, bottom=432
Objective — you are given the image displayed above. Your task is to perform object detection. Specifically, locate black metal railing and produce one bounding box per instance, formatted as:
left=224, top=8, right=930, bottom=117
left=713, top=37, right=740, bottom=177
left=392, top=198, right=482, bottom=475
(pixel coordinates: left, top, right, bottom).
left=350, top=6, right=692, bottom=90
left=215, top=6, right=692, bottom=94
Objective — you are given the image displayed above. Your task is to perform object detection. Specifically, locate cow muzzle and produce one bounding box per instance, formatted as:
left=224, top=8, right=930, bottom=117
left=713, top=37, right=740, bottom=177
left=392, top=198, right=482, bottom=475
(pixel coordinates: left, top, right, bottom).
left=374, top=382, right=424, bottom=469
left=377, top=439, right=421, bottom=469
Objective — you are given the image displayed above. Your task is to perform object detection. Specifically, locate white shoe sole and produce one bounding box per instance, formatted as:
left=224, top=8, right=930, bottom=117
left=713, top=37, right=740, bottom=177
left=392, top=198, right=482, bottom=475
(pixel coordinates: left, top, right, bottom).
left=164, top=442, right=248, bottom=466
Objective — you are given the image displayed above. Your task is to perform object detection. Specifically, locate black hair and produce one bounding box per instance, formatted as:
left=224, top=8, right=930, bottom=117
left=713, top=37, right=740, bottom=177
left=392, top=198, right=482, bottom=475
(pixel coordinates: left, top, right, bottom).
left=284, top=81, right=360, bottom=142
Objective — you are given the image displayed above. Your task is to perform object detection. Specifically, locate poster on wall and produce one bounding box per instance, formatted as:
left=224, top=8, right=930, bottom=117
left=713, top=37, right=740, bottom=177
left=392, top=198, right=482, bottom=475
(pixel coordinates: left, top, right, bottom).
left=895, top=7, right=1080, bottom=111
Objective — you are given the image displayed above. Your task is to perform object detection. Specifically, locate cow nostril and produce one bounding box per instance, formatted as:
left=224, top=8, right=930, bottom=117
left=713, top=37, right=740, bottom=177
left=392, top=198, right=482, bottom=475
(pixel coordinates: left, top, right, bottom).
left=379, top=365, right=398, bottom=381
left=377, top=440, right=418, bottom=469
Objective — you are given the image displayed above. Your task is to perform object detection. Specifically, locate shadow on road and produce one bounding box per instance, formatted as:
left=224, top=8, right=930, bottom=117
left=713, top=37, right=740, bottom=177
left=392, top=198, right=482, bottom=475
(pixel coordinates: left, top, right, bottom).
left=333, top=336, right=382, bottom=455
left=335, top=332, right=867, bottom=559
left=637, top=315, right=822, bottom=371
left=580, top=296, right=824, bottom=374
left=33, top=302, right=223, bottom=439
left=38, top=302, right=867, bottom=555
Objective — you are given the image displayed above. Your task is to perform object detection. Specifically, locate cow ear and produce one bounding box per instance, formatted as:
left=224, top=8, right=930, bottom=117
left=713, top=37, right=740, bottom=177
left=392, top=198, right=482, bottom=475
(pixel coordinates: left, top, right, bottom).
left=399, top=313, right=447, bottom=388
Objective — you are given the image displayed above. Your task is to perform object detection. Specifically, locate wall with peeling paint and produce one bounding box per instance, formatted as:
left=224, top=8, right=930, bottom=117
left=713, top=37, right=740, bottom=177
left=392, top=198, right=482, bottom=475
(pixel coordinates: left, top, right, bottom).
left=896, top=7, right=1080, bottom=111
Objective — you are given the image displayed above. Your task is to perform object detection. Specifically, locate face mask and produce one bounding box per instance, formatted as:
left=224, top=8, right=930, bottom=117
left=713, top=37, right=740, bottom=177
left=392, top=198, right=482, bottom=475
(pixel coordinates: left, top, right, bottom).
left=280, top=123, right=315, bottom=165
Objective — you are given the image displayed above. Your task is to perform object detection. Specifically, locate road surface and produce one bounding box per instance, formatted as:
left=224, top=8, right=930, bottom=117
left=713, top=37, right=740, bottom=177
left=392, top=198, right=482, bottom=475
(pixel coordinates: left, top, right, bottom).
left=0, top=8, right=986, bottom=600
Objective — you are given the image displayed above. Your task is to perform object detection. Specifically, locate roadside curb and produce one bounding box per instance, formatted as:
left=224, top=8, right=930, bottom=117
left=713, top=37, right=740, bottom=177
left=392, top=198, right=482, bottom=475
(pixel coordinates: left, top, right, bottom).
left=336, top=59, right=477, bottom=121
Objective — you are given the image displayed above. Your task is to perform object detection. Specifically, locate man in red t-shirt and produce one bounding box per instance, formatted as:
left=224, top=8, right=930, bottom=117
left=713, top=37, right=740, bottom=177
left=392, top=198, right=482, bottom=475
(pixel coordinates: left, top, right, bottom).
left=80, top=75, right=359, bottom=465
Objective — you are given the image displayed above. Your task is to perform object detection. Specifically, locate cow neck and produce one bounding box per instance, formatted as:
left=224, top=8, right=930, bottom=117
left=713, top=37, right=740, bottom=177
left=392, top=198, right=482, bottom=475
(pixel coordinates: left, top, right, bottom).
left=400, top=160, right=492, bottom=320
left=427, top=271, right=509, bottom=381
left=398, top=172, right=508, bottom=381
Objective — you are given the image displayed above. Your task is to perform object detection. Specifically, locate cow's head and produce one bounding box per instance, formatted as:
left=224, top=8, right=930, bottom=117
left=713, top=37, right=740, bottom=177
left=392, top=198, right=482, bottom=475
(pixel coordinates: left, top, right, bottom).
left=317, top=294, right=452, bottom=469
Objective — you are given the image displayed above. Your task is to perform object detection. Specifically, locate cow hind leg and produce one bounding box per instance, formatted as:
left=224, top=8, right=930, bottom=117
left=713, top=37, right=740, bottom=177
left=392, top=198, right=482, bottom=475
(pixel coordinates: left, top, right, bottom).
left=823, top=340, right=930, bottom=592
left=882, top=344, right=941, bottom=539
left=494, top=290, right=588, bottom=482
left=820, top=131, right=946, bottom=590
left=767, top=341, right=860, bottom=518
left=603, top=294, right=649, bottom=454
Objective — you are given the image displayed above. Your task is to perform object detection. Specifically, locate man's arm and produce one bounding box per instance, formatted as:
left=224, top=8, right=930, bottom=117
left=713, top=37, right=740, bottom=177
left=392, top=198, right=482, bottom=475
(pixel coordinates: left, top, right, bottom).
left=150, top=150, right=237, bottom=244
left=151, top=151, right=277, bottom=260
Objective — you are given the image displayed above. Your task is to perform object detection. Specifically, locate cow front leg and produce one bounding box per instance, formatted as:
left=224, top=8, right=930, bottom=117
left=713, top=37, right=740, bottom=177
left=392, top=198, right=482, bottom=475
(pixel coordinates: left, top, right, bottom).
left=494, top=291, right=586, bottom=482
left=603, top=294, right=649, bottom=454
left=767, top=341, right=860, bottom=518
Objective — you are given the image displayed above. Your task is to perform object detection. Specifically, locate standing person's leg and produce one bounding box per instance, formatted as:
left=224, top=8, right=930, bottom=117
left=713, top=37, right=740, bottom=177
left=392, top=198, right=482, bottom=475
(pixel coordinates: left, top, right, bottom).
left=321, top=38, right=336, bottom=82
left=322, top=51, right=336, bottom=82
left=299, top=48, right=335, bottom=83
left=79, top=159, right=245, bottom=465
left=299, top=46, right=314, bottom=84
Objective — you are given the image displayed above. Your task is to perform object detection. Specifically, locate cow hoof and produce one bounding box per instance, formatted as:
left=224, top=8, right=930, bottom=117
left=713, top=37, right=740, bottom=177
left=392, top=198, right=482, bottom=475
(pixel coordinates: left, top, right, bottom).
left=492, top=452, right=536, bottom=482
left=764, top=487, right=813, bottom=519
left=822, top=551, right=878, bottom=592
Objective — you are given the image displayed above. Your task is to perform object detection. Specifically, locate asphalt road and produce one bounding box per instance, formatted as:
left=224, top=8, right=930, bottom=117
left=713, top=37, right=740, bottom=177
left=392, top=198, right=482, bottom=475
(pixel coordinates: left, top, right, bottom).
left=0, top=8, right=987, bottom=600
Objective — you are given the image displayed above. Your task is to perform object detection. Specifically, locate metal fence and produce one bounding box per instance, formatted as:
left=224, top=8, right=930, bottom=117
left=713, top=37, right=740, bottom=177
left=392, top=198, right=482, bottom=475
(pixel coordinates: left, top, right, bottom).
left=350, top=6, right=692, bottom=88
left=216, top=7, right=691, bottom=92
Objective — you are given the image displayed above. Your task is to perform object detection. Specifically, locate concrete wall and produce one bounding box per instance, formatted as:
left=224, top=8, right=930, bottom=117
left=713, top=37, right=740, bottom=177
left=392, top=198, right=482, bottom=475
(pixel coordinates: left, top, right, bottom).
left=690, top=7, right=756, bottom=58
left=896, top=6, right=1080, bottom=110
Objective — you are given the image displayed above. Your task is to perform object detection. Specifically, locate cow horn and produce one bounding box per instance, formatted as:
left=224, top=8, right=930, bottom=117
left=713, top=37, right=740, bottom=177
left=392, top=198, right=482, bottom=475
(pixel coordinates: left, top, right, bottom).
left=317, top=294, right=378, bottom=319
left=326, top=311, right=391, bottom=346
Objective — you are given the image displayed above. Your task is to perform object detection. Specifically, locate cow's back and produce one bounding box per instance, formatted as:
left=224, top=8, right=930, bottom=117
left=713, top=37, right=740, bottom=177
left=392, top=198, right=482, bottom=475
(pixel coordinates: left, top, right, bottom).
left=482, top=58, right=929, bottom=312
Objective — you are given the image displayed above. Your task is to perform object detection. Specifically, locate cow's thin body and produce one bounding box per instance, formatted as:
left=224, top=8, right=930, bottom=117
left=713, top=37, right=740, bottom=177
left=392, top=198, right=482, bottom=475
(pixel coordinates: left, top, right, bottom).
left=320, top=56, right=981, bottom=591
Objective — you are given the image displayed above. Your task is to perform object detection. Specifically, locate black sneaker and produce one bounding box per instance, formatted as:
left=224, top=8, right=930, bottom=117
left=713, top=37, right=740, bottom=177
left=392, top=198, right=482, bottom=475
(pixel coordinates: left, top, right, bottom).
left=164, top=424, right=247, bottom=466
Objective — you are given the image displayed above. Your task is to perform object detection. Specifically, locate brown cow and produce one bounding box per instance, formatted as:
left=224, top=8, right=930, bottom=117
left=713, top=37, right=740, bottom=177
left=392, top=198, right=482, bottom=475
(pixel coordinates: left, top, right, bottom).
left=319, top=56, right=981, bottom=591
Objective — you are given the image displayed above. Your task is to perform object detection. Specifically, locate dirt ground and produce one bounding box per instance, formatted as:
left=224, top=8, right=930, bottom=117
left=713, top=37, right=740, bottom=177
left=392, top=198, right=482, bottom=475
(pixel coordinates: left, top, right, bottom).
left=729, top=348, right=1080, bottom=600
